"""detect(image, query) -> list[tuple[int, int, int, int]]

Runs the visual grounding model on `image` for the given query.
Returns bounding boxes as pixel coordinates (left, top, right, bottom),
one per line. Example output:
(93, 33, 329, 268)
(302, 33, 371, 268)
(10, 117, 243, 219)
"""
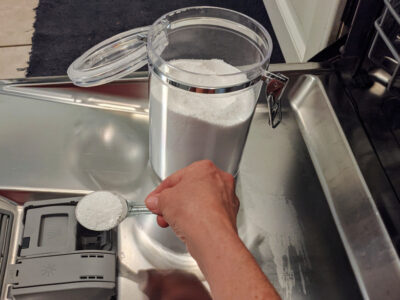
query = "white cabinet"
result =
(264, 0, 347, 62)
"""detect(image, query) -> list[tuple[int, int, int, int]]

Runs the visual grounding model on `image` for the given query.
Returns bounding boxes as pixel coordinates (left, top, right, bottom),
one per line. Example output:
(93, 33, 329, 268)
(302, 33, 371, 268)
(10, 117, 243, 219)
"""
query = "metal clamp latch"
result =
(263, 72, 289, 128)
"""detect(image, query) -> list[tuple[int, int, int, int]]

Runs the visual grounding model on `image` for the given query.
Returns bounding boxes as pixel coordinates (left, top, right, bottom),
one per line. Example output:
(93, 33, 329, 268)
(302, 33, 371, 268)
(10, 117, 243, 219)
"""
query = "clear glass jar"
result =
(147, 7, 273, 179)
(68, 6, 287, 180)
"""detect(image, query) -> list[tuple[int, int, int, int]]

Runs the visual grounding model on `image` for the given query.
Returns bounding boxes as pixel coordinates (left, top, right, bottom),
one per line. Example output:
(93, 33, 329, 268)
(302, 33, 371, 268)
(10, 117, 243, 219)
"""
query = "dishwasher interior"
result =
(0, 68, 367, 300)
(1, 2, 400, 296)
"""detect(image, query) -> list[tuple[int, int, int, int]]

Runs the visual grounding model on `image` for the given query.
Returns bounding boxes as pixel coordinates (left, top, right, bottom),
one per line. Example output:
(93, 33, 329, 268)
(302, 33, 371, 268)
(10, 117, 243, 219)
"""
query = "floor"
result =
(0, 0, 38, 79)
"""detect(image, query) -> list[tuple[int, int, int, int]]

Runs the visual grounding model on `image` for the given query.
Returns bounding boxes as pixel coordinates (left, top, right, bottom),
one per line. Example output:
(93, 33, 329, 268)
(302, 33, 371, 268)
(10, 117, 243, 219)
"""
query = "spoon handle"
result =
(127, 203, 152, 215)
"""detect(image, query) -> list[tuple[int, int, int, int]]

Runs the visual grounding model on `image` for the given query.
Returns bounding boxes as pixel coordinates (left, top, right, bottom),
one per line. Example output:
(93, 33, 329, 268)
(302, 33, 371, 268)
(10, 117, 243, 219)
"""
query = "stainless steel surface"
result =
(290, 75, 400, 300)
(268, 62, 327, 73)
(341, 81, 400, 233)
(0, 82, 150, 196)
(0, 66, 363, 299)
(0, 63, 324, 86)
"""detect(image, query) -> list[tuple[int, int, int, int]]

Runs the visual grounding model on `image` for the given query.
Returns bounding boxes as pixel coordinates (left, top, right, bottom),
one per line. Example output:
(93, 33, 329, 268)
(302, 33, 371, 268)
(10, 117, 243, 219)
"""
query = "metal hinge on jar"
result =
(263, 72, 289, 128)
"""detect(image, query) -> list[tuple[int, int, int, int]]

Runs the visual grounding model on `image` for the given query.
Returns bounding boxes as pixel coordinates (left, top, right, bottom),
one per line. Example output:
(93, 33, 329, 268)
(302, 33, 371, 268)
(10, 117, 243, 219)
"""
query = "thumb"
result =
(145, 194, 161, 214)
(145, 194, 169, 228)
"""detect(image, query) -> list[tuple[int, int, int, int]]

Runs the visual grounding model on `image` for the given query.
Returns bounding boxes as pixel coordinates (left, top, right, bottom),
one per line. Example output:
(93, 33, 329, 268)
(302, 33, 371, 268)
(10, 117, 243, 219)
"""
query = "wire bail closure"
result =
(263, 72, 289, 128)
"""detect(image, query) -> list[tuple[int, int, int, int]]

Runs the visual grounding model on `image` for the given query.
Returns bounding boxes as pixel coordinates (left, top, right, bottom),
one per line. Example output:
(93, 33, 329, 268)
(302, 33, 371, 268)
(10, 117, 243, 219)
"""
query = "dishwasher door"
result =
(0, 67, 364, 300)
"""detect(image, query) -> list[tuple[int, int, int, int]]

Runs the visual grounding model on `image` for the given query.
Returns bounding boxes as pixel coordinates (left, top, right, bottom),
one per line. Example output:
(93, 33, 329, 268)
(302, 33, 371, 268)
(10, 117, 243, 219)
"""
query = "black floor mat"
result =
(27, 0, 285, 77)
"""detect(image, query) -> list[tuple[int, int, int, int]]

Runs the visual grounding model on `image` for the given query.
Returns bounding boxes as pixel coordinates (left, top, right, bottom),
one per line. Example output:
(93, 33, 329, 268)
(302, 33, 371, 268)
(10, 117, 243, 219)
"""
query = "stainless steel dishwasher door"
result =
(0, 71, 362, 300)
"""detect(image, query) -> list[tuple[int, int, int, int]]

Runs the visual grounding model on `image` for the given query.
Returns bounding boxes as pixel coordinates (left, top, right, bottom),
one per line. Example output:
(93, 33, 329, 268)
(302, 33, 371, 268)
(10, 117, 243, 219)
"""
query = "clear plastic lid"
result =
(67, 26, 149, 87)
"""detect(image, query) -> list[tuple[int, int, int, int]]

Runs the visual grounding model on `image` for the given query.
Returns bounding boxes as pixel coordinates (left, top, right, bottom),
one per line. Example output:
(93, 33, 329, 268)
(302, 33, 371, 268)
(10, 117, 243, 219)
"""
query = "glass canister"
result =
(68, 6, 288, 179)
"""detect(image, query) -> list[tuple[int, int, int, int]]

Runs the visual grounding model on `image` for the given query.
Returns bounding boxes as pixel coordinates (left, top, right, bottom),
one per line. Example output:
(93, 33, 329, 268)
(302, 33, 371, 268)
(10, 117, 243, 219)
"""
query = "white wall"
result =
(264, 0, 347, 62)
(291, 0, 317, 41)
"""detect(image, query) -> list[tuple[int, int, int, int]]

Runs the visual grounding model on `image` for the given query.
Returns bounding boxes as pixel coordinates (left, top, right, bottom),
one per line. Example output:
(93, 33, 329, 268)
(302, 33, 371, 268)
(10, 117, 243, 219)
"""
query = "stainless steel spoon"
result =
(75, 191, 152, 231)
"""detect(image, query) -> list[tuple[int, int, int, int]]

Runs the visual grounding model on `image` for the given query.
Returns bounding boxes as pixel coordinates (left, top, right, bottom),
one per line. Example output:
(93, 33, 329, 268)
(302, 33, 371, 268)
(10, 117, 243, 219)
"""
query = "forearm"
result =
(187, 226, 281, 300)
(144, 161, 278, 299)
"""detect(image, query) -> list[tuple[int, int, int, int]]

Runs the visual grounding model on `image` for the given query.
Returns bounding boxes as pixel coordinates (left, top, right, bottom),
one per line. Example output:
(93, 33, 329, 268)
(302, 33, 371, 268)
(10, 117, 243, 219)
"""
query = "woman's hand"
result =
(145, 160, 281, 300)
(145, 160, 240, 250)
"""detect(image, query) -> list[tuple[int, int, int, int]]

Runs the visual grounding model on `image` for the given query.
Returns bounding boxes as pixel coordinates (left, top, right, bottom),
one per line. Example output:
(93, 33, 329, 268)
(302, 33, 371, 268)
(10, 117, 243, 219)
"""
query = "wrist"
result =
(186, 220, 242, 270)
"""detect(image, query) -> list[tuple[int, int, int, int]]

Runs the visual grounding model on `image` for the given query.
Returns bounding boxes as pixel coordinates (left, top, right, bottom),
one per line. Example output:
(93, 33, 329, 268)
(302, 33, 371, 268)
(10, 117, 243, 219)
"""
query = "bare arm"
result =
(145, 160, 281, 300)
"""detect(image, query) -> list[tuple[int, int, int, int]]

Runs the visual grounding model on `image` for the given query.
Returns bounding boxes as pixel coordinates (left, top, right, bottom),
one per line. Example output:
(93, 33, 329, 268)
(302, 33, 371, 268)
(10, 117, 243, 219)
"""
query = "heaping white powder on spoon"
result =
(75, 191, 128, 231)
(149, 59, 260, 179)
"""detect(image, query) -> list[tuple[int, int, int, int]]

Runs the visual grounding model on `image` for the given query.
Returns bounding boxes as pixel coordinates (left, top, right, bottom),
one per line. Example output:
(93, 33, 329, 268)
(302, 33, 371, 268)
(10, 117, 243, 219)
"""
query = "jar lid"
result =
(67, 26, 149, 87)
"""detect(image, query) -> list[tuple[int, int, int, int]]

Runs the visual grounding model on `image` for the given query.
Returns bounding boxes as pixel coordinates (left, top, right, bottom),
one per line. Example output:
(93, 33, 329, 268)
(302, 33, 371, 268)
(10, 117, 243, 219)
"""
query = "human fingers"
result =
(219, 170, 236, 190)
(145, 194, 162, 215)
(144, 195, 171, 228)
(157, 215, 169, 228)
(147, 168, 186, 198)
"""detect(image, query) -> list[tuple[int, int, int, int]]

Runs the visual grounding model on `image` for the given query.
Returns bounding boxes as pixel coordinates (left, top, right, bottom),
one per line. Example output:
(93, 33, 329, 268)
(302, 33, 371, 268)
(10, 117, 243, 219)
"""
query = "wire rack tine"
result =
(368, 0, 400, 91)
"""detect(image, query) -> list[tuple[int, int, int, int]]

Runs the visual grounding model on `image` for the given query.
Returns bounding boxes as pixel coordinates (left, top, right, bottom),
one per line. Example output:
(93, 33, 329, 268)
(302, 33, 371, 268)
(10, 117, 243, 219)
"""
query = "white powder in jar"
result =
(149, 59, 260, 179)
(75, 191, 128, 231)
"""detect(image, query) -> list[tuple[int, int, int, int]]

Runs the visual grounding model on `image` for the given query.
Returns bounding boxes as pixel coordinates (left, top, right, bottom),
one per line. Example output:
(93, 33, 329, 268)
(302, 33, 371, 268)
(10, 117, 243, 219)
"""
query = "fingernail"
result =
(145, 196, 159, 210)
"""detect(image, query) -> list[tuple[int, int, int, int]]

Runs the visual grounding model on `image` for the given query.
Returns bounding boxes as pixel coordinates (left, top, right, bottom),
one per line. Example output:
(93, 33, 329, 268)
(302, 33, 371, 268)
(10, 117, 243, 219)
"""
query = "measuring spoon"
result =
(75, 191, 152, 231)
